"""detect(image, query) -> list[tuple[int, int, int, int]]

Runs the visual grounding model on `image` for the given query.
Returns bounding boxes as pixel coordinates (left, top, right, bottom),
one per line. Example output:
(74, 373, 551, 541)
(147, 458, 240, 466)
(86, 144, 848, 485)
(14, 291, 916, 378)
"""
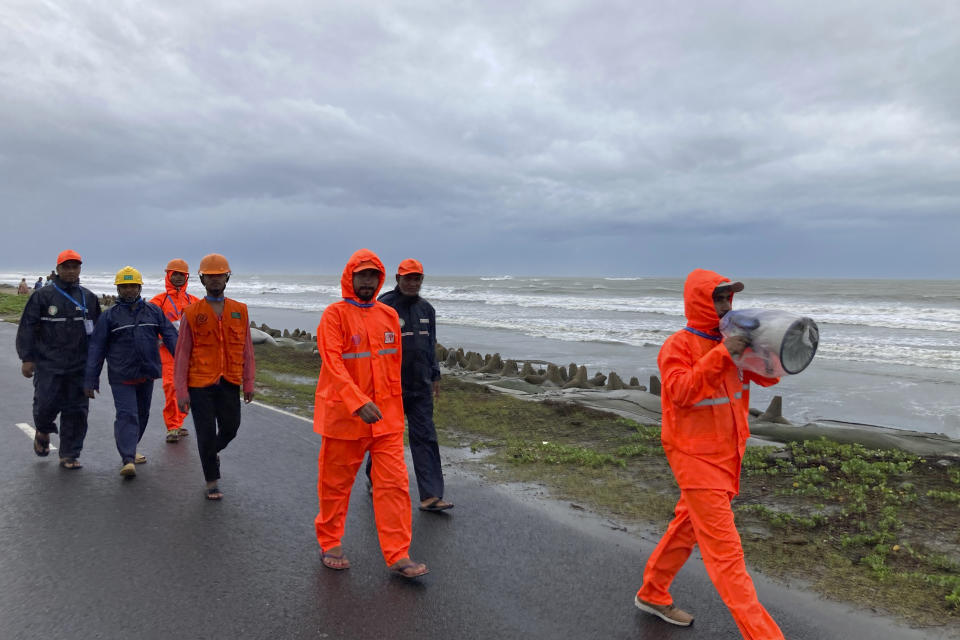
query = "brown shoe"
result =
(634, 595, 694, 626)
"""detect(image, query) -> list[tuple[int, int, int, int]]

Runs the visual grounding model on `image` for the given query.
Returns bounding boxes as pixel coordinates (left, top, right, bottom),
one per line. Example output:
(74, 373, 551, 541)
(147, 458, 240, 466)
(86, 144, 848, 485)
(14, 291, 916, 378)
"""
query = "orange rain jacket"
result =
(313, 249, 404, 440)
(149, 270, 199, 329)
(659, 269, 779, 494)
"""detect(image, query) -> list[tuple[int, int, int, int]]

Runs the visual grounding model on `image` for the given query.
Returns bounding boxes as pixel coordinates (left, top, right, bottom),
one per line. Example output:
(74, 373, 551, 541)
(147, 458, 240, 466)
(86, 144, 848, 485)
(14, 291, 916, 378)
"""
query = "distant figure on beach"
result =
(84, 267, 178, 477)
(17, 278, 29, 295)
(149, 259, 199, 443)
(174, 254, 255, 500)
(33, 277, 43, 290)
(46, 270, 55, 283)
(16, 250, 101, 469)
(365, 258, 452, 512)
(634, 269, 784, 639)
(313, 249, 428, 578)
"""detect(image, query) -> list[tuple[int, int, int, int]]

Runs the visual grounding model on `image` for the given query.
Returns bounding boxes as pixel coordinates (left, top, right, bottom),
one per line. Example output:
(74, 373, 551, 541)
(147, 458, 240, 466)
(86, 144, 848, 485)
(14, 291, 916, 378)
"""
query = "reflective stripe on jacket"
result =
(180, 298, 250, 388)
(313, 249, 404, 439)
(659, 269, 779, 494)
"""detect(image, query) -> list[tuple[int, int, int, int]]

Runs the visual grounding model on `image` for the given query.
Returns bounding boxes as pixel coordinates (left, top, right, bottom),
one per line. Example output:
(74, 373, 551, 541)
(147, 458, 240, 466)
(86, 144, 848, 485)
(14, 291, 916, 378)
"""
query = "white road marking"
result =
(16, 422, 58, 451)
(250, 401, 312, 424)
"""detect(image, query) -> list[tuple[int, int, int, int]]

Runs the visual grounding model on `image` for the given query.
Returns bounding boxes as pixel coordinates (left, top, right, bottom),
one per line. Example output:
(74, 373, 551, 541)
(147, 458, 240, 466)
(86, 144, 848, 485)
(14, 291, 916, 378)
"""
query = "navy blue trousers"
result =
(110, 380, 153, 464)
(33, 368, 89, 460)
(366, 392, 444, 501)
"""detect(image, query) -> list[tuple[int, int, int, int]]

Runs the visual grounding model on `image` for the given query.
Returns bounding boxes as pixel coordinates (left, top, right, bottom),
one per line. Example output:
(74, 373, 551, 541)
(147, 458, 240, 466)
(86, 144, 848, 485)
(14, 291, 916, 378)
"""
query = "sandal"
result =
(166, 430, 180, 443)
(134, 453, 146, 464)
(177, 427, 190, 437)
(321, 548, 351, 571)
(205, 486, 223, 500)
(33, 433, 50, 457)
(59, 458, 82, 470)
(388, 558, 429, 579)
(419, 497, 454, 512)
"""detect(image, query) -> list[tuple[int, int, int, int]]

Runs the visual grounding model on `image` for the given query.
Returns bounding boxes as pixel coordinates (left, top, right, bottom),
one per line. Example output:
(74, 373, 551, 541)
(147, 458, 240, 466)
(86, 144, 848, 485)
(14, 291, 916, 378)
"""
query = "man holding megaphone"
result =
(633, 269, 785, 640)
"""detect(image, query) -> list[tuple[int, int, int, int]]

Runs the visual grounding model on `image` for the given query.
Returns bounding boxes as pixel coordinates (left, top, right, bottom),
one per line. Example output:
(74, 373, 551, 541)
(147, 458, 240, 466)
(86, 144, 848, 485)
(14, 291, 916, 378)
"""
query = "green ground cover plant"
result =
(0, 290, 28, 322)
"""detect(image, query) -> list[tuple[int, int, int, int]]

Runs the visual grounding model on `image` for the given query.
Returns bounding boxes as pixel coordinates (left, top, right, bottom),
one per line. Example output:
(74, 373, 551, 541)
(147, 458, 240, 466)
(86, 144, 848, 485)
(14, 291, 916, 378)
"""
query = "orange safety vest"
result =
(659, 269, 778, 494)
(182, 298, 249, 388)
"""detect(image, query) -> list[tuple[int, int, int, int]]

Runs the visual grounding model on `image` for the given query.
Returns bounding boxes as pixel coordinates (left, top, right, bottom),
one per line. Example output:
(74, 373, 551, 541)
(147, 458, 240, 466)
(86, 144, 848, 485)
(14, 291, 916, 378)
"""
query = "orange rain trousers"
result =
(159, 348, 187, 431)
(315, 433, 412, 566)
(637, 489, 784, 640)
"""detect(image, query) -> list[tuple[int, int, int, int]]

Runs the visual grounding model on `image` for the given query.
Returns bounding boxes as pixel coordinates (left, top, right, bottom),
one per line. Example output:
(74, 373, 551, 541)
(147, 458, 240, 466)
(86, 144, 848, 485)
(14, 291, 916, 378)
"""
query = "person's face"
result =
(116, 283, 141, 301)
(352, 269, 381, 301)
(396, 273, 423, 297)
(712, 289, 734, 319)
(200, 273, 229, 297)
(169, 271, 187, 288)
(56, 260, 82, 284)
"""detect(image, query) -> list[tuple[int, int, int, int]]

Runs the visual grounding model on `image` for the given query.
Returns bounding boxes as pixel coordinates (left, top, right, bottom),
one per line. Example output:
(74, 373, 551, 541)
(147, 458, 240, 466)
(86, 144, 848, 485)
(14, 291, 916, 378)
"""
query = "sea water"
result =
(11, 272, 958, 437)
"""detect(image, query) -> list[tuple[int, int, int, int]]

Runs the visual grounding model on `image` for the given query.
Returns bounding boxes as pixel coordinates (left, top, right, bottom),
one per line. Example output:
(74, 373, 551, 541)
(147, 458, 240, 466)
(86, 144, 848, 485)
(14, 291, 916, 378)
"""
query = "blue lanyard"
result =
(163, 294, 180, 319)
(53, 284, 87, 319)
(684, 326, 721, 341)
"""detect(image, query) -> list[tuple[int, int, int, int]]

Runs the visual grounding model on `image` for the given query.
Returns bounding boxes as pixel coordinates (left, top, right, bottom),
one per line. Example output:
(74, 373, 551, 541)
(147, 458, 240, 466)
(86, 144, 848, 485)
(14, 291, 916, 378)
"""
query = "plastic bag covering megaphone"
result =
(719, 309, 819, 377)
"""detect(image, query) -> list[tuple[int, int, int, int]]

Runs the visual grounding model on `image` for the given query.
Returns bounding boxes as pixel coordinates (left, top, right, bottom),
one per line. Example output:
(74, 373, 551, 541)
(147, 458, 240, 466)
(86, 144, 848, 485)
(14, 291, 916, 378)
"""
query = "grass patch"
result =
(0, 291, 28, 323)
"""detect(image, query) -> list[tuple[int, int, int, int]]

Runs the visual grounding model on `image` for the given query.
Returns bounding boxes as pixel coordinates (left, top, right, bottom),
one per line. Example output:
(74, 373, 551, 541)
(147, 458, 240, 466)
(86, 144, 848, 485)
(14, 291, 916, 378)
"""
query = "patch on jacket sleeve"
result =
(384, 332, 395, 344)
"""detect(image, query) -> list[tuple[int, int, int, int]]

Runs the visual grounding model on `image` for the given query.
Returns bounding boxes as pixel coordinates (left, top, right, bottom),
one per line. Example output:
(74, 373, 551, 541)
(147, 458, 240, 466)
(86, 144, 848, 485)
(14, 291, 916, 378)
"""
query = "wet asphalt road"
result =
(0, 322, 951, 640)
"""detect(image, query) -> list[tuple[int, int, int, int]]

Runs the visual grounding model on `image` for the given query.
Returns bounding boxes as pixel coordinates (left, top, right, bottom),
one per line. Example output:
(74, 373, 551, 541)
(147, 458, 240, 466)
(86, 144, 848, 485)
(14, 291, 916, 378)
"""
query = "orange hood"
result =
(683, 268, 736, 332)
(340, 248, 385, 305)
(164, 269, 190, 296)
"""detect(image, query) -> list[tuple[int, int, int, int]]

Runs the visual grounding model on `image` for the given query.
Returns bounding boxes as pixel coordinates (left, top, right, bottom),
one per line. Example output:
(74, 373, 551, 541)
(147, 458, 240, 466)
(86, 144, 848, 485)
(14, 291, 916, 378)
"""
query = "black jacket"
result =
(378, 287, 441, 395)
(84, 298, 178, 388)
(16, 276, 102, 374)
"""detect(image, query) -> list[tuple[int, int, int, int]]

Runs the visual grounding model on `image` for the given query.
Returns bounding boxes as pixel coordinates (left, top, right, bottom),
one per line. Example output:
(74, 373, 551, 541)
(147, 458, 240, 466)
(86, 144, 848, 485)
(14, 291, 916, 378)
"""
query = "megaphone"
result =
(719, 309, 819, 377)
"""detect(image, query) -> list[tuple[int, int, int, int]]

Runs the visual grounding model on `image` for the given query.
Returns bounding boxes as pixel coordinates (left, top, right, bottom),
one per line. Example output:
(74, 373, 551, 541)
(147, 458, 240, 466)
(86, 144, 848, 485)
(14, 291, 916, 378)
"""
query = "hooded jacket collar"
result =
(163, 270, 190, 296)
(340, 249, 385, 308)
(683, 268, 736, 333)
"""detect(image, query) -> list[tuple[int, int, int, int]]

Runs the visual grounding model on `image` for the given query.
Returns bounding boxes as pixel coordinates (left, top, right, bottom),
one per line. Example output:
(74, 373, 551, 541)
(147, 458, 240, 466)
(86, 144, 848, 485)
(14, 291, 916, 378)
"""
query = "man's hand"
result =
(355, 402, 383, 424)
(432, 380, 441, 399)
(84, 388, 97, 399)
(21, 362, 34, 379)
(178, 398, 190, 413)
(724, 335, 750, 358)
(244, 391, 255, 404)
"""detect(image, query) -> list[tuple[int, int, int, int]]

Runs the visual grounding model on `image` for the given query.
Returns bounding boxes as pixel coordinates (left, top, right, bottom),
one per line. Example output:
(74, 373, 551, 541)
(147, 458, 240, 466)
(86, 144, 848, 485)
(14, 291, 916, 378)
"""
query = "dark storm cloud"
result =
(1, 0, 958, 277)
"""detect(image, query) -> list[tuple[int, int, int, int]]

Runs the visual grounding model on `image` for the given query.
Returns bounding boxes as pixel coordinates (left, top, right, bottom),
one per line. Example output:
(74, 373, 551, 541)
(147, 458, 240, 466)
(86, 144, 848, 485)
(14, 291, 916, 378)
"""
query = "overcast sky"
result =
(1, 1, 958, 279)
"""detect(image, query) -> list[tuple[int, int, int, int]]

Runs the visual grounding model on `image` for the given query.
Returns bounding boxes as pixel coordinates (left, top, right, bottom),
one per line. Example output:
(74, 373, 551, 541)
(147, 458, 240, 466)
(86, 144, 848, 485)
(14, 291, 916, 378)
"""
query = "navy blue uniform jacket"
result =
(16, 277, 102, 374)
(84, 298, 178, 388)
(378, 287, 441, 395)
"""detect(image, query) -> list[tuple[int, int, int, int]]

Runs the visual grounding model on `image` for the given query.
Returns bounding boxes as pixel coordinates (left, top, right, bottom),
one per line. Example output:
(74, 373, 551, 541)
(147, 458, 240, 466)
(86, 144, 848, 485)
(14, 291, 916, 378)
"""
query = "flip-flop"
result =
(419, 497, 454, 512)
(59, 458, 82, 470)
(205, 486, 223, 500)
(134, 453, 146, 464)
(166, 431, 180, 443)
(388, 559, 429, 579)
(33, 433, 50, 457)
(321, 550, 351, 571)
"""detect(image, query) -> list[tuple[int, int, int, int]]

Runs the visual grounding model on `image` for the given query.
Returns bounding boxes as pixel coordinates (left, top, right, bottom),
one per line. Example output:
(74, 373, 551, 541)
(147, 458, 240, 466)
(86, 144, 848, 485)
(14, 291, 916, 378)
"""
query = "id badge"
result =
(84, 319, 94, 335)
(173, 319, 181, 332)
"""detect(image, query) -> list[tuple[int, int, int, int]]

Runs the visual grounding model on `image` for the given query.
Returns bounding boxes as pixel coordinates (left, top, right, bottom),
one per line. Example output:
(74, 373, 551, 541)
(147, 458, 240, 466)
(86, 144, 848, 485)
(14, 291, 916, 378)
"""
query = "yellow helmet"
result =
(114, 266, 143, 285)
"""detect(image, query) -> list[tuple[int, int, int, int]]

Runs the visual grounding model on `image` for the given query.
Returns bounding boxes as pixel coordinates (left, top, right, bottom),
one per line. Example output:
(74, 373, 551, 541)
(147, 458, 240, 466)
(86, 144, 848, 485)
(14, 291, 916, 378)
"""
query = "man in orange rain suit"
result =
(313, 248, 428, 579)
(634, 269, 784, 640)
(149, 259, 199, 443)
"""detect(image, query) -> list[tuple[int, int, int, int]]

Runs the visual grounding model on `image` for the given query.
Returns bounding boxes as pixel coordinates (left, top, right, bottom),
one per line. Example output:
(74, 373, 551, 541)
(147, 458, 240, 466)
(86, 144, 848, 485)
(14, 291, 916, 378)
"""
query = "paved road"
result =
(0, 322, 950, 640)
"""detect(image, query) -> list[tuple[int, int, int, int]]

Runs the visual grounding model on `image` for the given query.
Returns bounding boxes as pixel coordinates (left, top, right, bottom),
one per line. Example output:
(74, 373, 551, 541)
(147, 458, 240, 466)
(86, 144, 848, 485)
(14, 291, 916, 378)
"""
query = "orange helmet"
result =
(165, 258, 189, 273)
(198, 253, 231, 275)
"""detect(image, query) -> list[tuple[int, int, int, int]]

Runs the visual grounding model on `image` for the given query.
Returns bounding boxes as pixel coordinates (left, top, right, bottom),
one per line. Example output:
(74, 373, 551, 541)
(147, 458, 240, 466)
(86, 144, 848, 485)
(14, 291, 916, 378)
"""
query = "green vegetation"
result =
(0, 290, 28, 322)
(247, 347, 960, 630)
